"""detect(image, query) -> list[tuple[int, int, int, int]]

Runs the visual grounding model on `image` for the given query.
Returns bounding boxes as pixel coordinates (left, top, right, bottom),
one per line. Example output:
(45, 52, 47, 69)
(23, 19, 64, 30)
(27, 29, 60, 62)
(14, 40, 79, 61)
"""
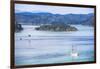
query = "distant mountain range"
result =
(15, 12, 94, 26)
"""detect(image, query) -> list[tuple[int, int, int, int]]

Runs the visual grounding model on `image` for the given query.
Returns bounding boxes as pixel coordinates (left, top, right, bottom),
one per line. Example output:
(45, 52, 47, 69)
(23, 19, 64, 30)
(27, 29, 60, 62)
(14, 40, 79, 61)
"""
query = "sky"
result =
(15, 4, 94, 14)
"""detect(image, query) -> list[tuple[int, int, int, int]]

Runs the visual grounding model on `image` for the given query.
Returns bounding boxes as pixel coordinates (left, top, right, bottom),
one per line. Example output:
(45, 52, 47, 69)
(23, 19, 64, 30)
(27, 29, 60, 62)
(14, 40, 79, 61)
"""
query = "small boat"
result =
(71, 52, 79, 58)
(20, 38, 22, 40)
(70, 45, 79, 58)
(28, 34, 31, 37)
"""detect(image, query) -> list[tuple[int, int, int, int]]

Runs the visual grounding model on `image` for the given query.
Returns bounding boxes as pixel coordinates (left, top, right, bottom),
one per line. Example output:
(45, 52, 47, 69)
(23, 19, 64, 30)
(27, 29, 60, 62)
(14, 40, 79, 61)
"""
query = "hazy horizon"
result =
(15, 4, 94, 15)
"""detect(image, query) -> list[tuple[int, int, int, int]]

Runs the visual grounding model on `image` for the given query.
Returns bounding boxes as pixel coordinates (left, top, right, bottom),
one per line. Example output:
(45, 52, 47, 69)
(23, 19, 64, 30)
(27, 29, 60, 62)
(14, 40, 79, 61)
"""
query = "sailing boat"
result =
(70, 45, 79, 58)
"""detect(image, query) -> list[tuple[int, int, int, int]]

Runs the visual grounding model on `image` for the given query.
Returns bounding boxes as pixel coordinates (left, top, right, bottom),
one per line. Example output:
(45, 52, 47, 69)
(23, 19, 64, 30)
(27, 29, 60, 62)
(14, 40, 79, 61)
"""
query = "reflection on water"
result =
(15, 25, 94, 65)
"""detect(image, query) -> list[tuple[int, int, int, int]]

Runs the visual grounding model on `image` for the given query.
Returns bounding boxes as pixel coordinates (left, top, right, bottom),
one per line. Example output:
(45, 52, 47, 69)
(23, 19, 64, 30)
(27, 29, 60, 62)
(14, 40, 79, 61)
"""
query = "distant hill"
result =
(15, 12, 94, 26)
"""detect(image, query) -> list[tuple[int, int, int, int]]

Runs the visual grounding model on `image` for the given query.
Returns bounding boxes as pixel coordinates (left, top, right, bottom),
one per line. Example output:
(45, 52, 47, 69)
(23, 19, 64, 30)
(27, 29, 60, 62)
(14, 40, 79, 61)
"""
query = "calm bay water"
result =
(15, 25, 94, 65)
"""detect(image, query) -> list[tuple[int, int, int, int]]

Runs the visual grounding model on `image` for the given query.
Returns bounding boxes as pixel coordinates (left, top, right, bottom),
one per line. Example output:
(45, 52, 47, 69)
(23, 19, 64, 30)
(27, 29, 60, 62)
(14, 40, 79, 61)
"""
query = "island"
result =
(35, 24, 78, 31)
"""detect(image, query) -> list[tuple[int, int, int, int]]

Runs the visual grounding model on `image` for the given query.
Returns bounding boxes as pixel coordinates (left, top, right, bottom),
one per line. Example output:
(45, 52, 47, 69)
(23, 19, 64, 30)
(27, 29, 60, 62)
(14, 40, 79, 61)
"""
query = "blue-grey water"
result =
(15, 25, 94, 66)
